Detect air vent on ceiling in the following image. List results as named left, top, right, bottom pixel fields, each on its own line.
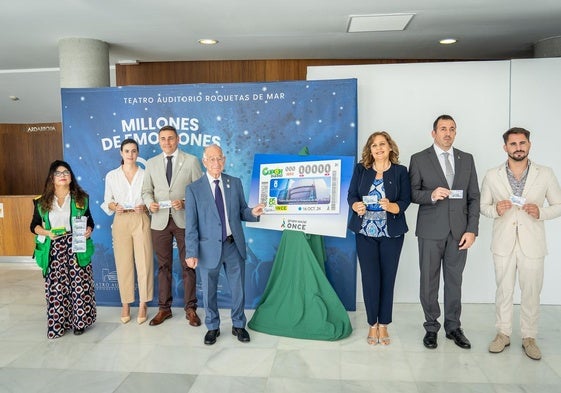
left=347, top=13, right=415, bottom=33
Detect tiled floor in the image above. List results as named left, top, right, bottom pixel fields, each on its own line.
left=1, top=261, right=561, bottom=393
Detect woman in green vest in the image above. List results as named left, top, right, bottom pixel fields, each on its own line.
left=30, top=160, right=96, bottom=338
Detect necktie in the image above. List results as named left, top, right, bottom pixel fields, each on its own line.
left=166, top=156, right=173, bottom=186
left=443, top=152, right=454, bottom=188
left=214, top=180, right=227, bottom=241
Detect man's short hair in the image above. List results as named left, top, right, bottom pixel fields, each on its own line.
left=433, top=114, right=456, bottom=131
left=159, top=125, right=178, bottom=135
left=503, top=127, right=530, bottom=144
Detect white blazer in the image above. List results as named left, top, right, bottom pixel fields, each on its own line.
left=480, top=162, right=561, bottom=258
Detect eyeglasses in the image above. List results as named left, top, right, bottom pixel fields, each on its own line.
left=205, top=156, right=225, bottom=163
left=54, top=170, right=71, bottom=177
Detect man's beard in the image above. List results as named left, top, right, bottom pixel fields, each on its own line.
left=509, top=151, right=527, bottom=161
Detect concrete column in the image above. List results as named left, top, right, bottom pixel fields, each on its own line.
left=58, top=38, right=109, bottom=87
left=534, top=36, right=561, bottom=58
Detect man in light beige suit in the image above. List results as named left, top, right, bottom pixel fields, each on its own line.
left=142, top=125, right=203, bottom=326
left=481, top=127, right=561, bottom=360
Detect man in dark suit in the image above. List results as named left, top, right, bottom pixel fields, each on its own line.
left=142, top=125, right=203, bottom=327
left=409, top=114, right=480, bottom=349
left=185, top=144, right=264, bottom=345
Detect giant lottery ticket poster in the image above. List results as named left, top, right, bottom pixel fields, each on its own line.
left=247, top=154, right=354, bottom=238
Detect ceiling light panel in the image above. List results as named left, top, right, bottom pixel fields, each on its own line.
left=347, top=13, right=415, bottom=33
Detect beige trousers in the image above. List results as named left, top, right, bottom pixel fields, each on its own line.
left=112, top=212, right=154, bottom=304
left=493, top=241, right=544, bottom=338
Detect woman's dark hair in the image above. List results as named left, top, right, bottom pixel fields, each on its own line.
left=120, top=138, right=139, bottom=165
left=38, top=160, right=88, bottom=212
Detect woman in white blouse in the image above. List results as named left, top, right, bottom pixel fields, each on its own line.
left=102, top=139, right=153, bottom=324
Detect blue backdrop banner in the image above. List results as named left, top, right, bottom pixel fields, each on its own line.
left=61, top=79, right=358, bottom=310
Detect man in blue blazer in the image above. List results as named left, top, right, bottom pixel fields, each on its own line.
left=409, top=114, right=480, bottom=350
left=185, top=144, right=264, bottom=345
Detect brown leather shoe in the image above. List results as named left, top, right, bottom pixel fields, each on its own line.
left=149, top=309, right=172, bottom=326
left=186, top=308, right=201, bottom=326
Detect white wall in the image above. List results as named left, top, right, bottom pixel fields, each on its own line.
left=307, top=58, right=561, bottom=304
left=510, top=58, right=561, bottom=305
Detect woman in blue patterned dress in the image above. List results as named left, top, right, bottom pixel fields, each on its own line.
left=30, top=160, right=96, bottom=338
left=348, top=132, right=411, bottom=345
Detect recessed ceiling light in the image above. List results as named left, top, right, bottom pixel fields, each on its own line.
left=198, top=39, right=218, bottom=45
left=439, top=38, right=457, bottom=45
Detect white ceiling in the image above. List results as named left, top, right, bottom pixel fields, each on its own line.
left=1, top=0, right=561, bottom=124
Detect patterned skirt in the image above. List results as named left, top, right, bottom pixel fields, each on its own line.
left=45, top=234, right=96, bottom=339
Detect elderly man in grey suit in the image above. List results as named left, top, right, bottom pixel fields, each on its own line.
left=142, top=125, right=203, bottom=326
left=185, top=144, right=264, bottom=345
left=409, top=114, right=480, bottom=349
left=481, top=127, right=561, bottom=360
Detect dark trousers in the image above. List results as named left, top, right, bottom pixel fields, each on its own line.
left=356, top=233, right=404, bottom=326
left=418, top=232, right=467, bottom=334
left=152, top=217, right=197, bottom=311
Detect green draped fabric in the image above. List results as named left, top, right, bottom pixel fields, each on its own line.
left=248, top=230, right=352, bottom=340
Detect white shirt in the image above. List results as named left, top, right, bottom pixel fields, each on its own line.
left=49, top=194, right=72, bottom=231
left=164, top=149, right=178, bottom=171
left=433, top=144, right=455, bottom=174
left=206, top=172, right=232, bottom=236
left=101, top=166, right=145, bottom=215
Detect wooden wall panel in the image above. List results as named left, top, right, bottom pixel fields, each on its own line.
left=117, top=60, right=272, bottom=85
left=116, top=59, right=442, bottom=86
left=0, top=123, right=62, bottom=195
left=214, top=60, right=268, bottom=82
left=0, top=196, right=35, bottom=256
